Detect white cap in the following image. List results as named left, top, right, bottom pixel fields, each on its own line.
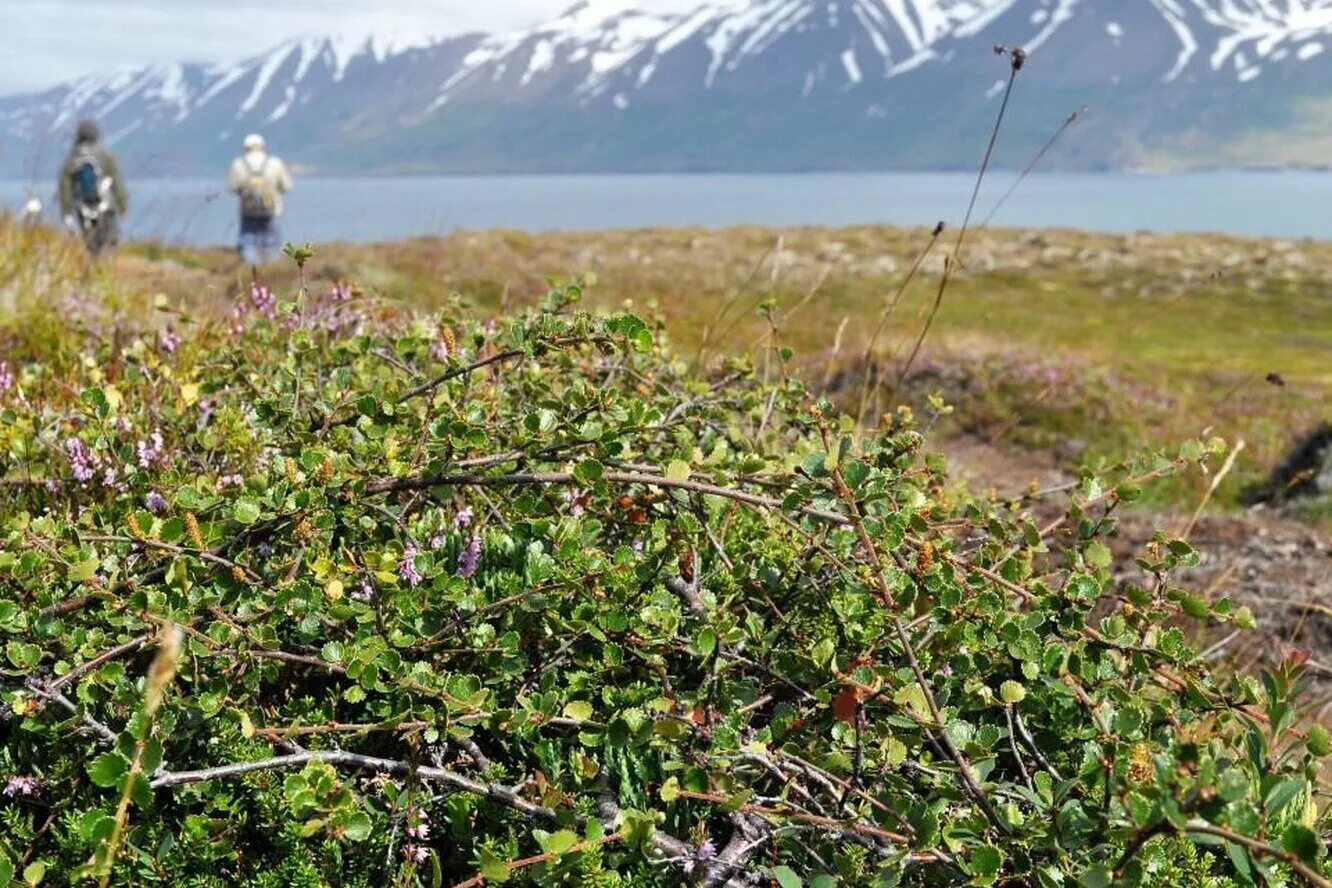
left=243, top=133, right=265, bottom=151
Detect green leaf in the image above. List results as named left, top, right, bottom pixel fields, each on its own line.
left=696, top=627, right=717, bottom=657
left=1307, top=724, right=1332, bottom=757
left=87, top=752, right=127, bottom=788
left=1084, top=541, right=1112, bottom=570
left=544, top=830, right=579, bottom=856
left=22, top=862, right=44, bottom=887
left=343, top=811, right=372, bottom=842
left=770, top=866, right=803, bottom=888
left=563, top=701, right=594, bottom=722
left=6, top=641, right=40, bottom=670
left=1077, top=867, right=1111, bottom=888
left=0, top=857, right=12, bottom=886
left=660, top=777, right=680, bottom=802
left=478, top=849, right=510, bottom=883
left=574, top=459, right=604, bottom=484
left=999, top=681, right=1026, bottom=705
left=1180, top=595, right=1210, bottom=620
left=76, top=811, right=115, bottom=845
left=1264, top=777, right=1306, bottom=817
left=1282, top=824, right=1320, bottom=864
left=67, top=557, right=100, bottom=582
left=232, top=498, right=262, bottom=525
left=967, top=845, right=1004, bottom=883
left=665, top=460, right=692, bottom=482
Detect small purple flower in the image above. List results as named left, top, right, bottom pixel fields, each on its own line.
left=65, top=438, right=95, bottom=482
left=352, top=578, right=375, bottom=602
left=249, top=282, right=277, bottom=318
left=682, top=838, right=717, bottom=877
left=407, top=821, right=430, bottom=839
left=429, top=531, right=447, bottom=550
left=0, top=361, right=13, bottom=395
left=402, top=843, right=429, bottom=864
left=158, top=328, right=180, bottom=355
left=218, top=473, right=244, bottom=490
left=145, top=491, right=167, bottom=513
left=136, top=430, right=168, bottom=470
left=430, top=338, right=450, bottom=363
left=632, top=538, right=646, bottom=555
left=399, top=542, right=424, bottom=587
left=3, top=776, right=39, bottom=797
left=454, top=507, right=474, bottom=530
left=564, top=489, right=587, bottom=518
left=329, top=283, right=352, bottom=302
left=101, top=467, right=126, bottom=492
left=457, top=536, right=481, bottom=578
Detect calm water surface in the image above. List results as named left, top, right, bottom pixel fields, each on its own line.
left=5, top=171, right=1331, bottom=244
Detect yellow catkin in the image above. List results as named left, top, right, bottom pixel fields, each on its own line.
left=318, top=454, right=334, bottom=483
left=915, top=541, right=935, bottom=577
left=295, top=518, right=315, bottom=541
left=1126, top=742, right=1153, bottom=785
left=126, top=512, right=144, bottom=539
left=231, top=565, right=247, bottom=584
left=184, top=512, right=203, bottom=549
left=285, top=457, right=299, bottom=484
left=441, top=325, right=457, bottom=357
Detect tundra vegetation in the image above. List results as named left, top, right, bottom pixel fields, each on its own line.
left=0, top=219, right=1330, bottom=886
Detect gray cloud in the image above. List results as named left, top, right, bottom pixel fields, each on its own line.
left=3, top=1, right=581, bottom=94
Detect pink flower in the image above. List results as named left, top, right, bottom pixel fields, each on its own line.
left=158, top=329, right=180, bottom=355
left=457, top=536, right=481, bottom=578
left=0, top=361, right=13, bottom=395
left=402, top=844, right=429, bottom=863
left=407, top=821, right=430, bottom=839
left=3, top=776, right=39, bottom=797
left=249, top=282, right=277, bottom=318
left=399, top=542, right=424, bottom=587
left=65, top=438, right=96, bottom=482
left=430, top=339, right=450, bottom=362
left=145, top=491, right=167, bottom=513
left=136, top=430, right=168, bottom=470
left=454, top=507, right=474, bottom=529
left=564, top=489, right=588, bottom=518
left=218, top=474, right=244, bottom=490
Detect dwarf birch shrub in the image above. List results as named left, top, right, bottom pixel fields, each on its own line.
left=0, top=272, right=1327, bottom=886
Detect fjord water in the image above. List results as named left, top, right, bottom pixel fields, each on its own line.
left=7, top=171, right=1332, bottom=243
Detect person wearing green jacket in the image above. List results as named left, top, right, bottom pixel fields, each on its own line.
left=57, top=120, right=129, bottom=256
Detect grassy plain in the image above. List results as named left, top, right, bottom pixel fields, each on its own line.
left=107, top=223, right=1332, bottom=509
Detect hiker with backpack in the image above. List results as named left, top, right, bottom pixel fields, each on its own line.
left=227, top=134, right=292, bottom=266
left=57, top=120, right=128, bottom=256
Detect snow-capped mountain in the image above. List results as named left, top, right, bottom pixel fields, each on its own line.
left=6, top=0, right=1332, bottom=176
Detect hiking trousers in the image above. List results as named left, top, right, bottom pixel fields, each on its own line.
left=238, top=215, right=281, bottom=266
left=79, top=211, right=120, bottom=257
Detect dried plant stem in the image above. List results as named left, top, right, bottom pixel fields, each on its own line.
left=97, top=624, right=182, bottom=887
left=982, top=106, right=1084, bottom=228
left=855, top=222, right=945, bottom=426
left=1179, top=439, right=1245, bottom=542
left=897, top=49, right=1024, bottom=393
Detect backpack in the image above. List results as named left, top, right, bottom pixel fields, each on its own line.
left=70, top=151, right=108, bottom=210
left=238, top=157, right=277, bottom=220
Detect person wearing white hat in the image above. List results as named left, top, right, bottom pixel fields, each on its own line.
left=227, top=133, right=293, bottom=266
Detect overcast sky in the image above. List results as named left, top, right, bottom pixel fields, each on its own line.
left=2, top=1, right=619, bottom=95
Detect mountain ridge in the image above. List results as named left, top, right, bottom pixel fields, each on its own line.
left=5, top=0, right=1332, bottom=177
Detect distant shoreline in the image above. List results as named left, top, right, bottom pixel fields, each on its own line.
left=8, top=170, right=1332, bottom=242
